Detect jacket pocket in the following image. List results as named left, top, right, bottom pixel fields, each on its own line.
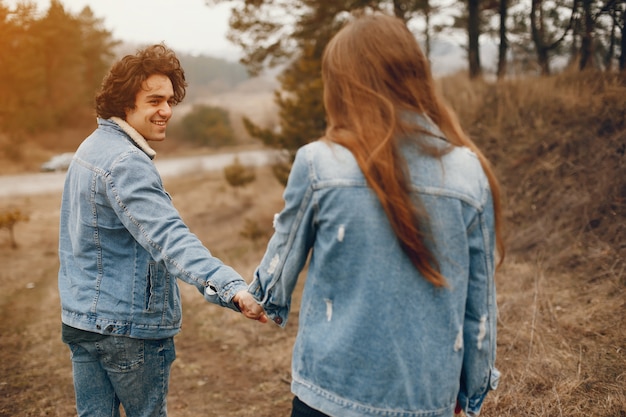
left=145, top=262, right=161, bottom=312
left=98, top=336, right=145, bottom=372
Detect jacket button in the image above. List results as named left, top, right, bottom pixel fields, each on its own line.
left=274, top=317, right=283, bottom=325
left=105, top=325, right=114, bottom=332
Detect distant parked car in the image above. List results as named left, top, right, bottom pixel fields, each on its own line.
left=41, top=152, right=74, bottom=172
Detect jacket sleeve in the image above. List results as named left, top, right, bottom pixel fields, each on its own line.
left=248, top=146, right=316, bottom=326
left=105, top=150, right=246, bottom=310
left=457, top=187, right=500, bottom=416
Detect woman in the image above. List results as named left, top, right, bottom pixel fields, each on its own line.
left=248, top=12, right=504, bottom=417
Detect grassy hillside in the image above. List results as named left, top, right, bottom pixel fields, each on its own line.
left=442, top=70, right=625, bottom=282
left=440, top=70, right=625, bottom=415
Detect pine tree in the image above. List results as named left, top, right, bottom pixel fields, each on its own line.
left=212, top=0, right=435, bottom=158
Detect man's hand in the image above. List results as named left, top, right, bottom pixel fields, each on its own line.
left=233, top=290, right=268, bottom=323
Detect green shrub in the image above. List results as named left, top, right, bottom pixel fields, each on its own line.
left=173, top=105, right=236, bottom=147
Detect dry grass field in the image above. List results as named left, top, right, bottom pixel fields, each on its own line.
left=0, top=70, right=624, bottom=416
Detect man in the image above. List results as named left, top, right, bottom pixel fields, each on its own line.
left=58, top=44, right=265, bottom=417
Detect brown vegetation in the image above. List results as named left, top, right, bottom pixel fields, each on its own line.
left=224, top=157, right=257, bottom=194
left=441, top=70, right=626, bottom=416
left=0, top=209, right=29, bottom=249
left=0, top=71, right=624, bottom=416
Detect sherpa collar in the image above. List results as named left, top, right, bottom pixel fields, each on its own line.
left=110, top=116, right=157, bottom=159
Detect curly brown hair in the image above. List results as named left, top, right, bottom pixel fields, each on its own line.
left=95, top=44, right=187, bottom=119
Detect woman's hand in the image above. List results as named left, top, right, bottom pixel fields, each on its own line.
left=233, top=291, right=268, bottom=323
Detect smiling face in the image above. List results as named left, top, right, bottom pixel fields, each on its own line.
left=125, top=73, right=175, bottom=142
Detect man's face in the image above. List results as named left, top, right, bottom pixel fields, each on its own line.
left=125, top=73, right=174, bottom=142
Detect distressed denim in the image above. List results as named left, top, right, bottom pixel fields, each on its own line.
left=58, top=118, right=246, bottom=340
left=68, top=336, right=176, bottom=417
left=249, top=115, right=499, bottom=417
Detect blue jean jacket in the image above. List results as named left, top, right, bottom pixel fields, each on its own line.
left=249, top=120, right=500, bottom=416
left=58, top=118, right=246, bottom=340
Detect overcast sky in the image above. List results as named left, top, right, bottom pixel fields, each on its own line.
left=6, top=0, right=241, bottom=60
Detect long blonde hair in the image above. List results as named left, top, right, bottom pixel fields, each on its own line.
left=322, top=13, right=504, bottom=287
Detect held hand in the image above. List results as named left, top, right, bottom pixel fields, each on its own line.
left=233, top=291, right=268, bottom=323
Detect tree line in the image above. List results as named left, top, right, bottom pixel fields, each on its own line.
left=2, top=0, right=623, bottom=156
left=0, top=0, right=117, bottom=135
left=207, top=0, right=625, bottom=158
left=0, top=0, right=249, bottom=142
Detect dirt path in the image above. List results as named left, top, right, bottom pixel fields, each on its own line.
left=0, top=169, right=298, bottom=417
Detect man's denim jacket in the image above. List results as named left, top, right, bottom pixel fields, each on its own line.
left=249, top=117, right=500, bottom=417
left=58, top=118, right=246, bottom=340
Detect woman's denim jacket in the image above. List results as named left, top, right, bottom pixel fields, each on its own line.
left=249, top=117, right=500, bottom=417
left=58, top=118, right=246, bottom=340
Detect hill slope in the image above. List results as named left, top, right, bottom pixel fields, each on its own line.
left=441, top=70, right=625, bottom=415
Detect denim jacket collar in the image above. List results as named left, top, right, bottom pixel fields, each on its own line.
left=109, top=116, right=156, bottom=159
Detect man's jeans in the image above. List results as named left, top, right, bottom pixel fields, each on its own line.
left=68, top=336, right=176, bottom=417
